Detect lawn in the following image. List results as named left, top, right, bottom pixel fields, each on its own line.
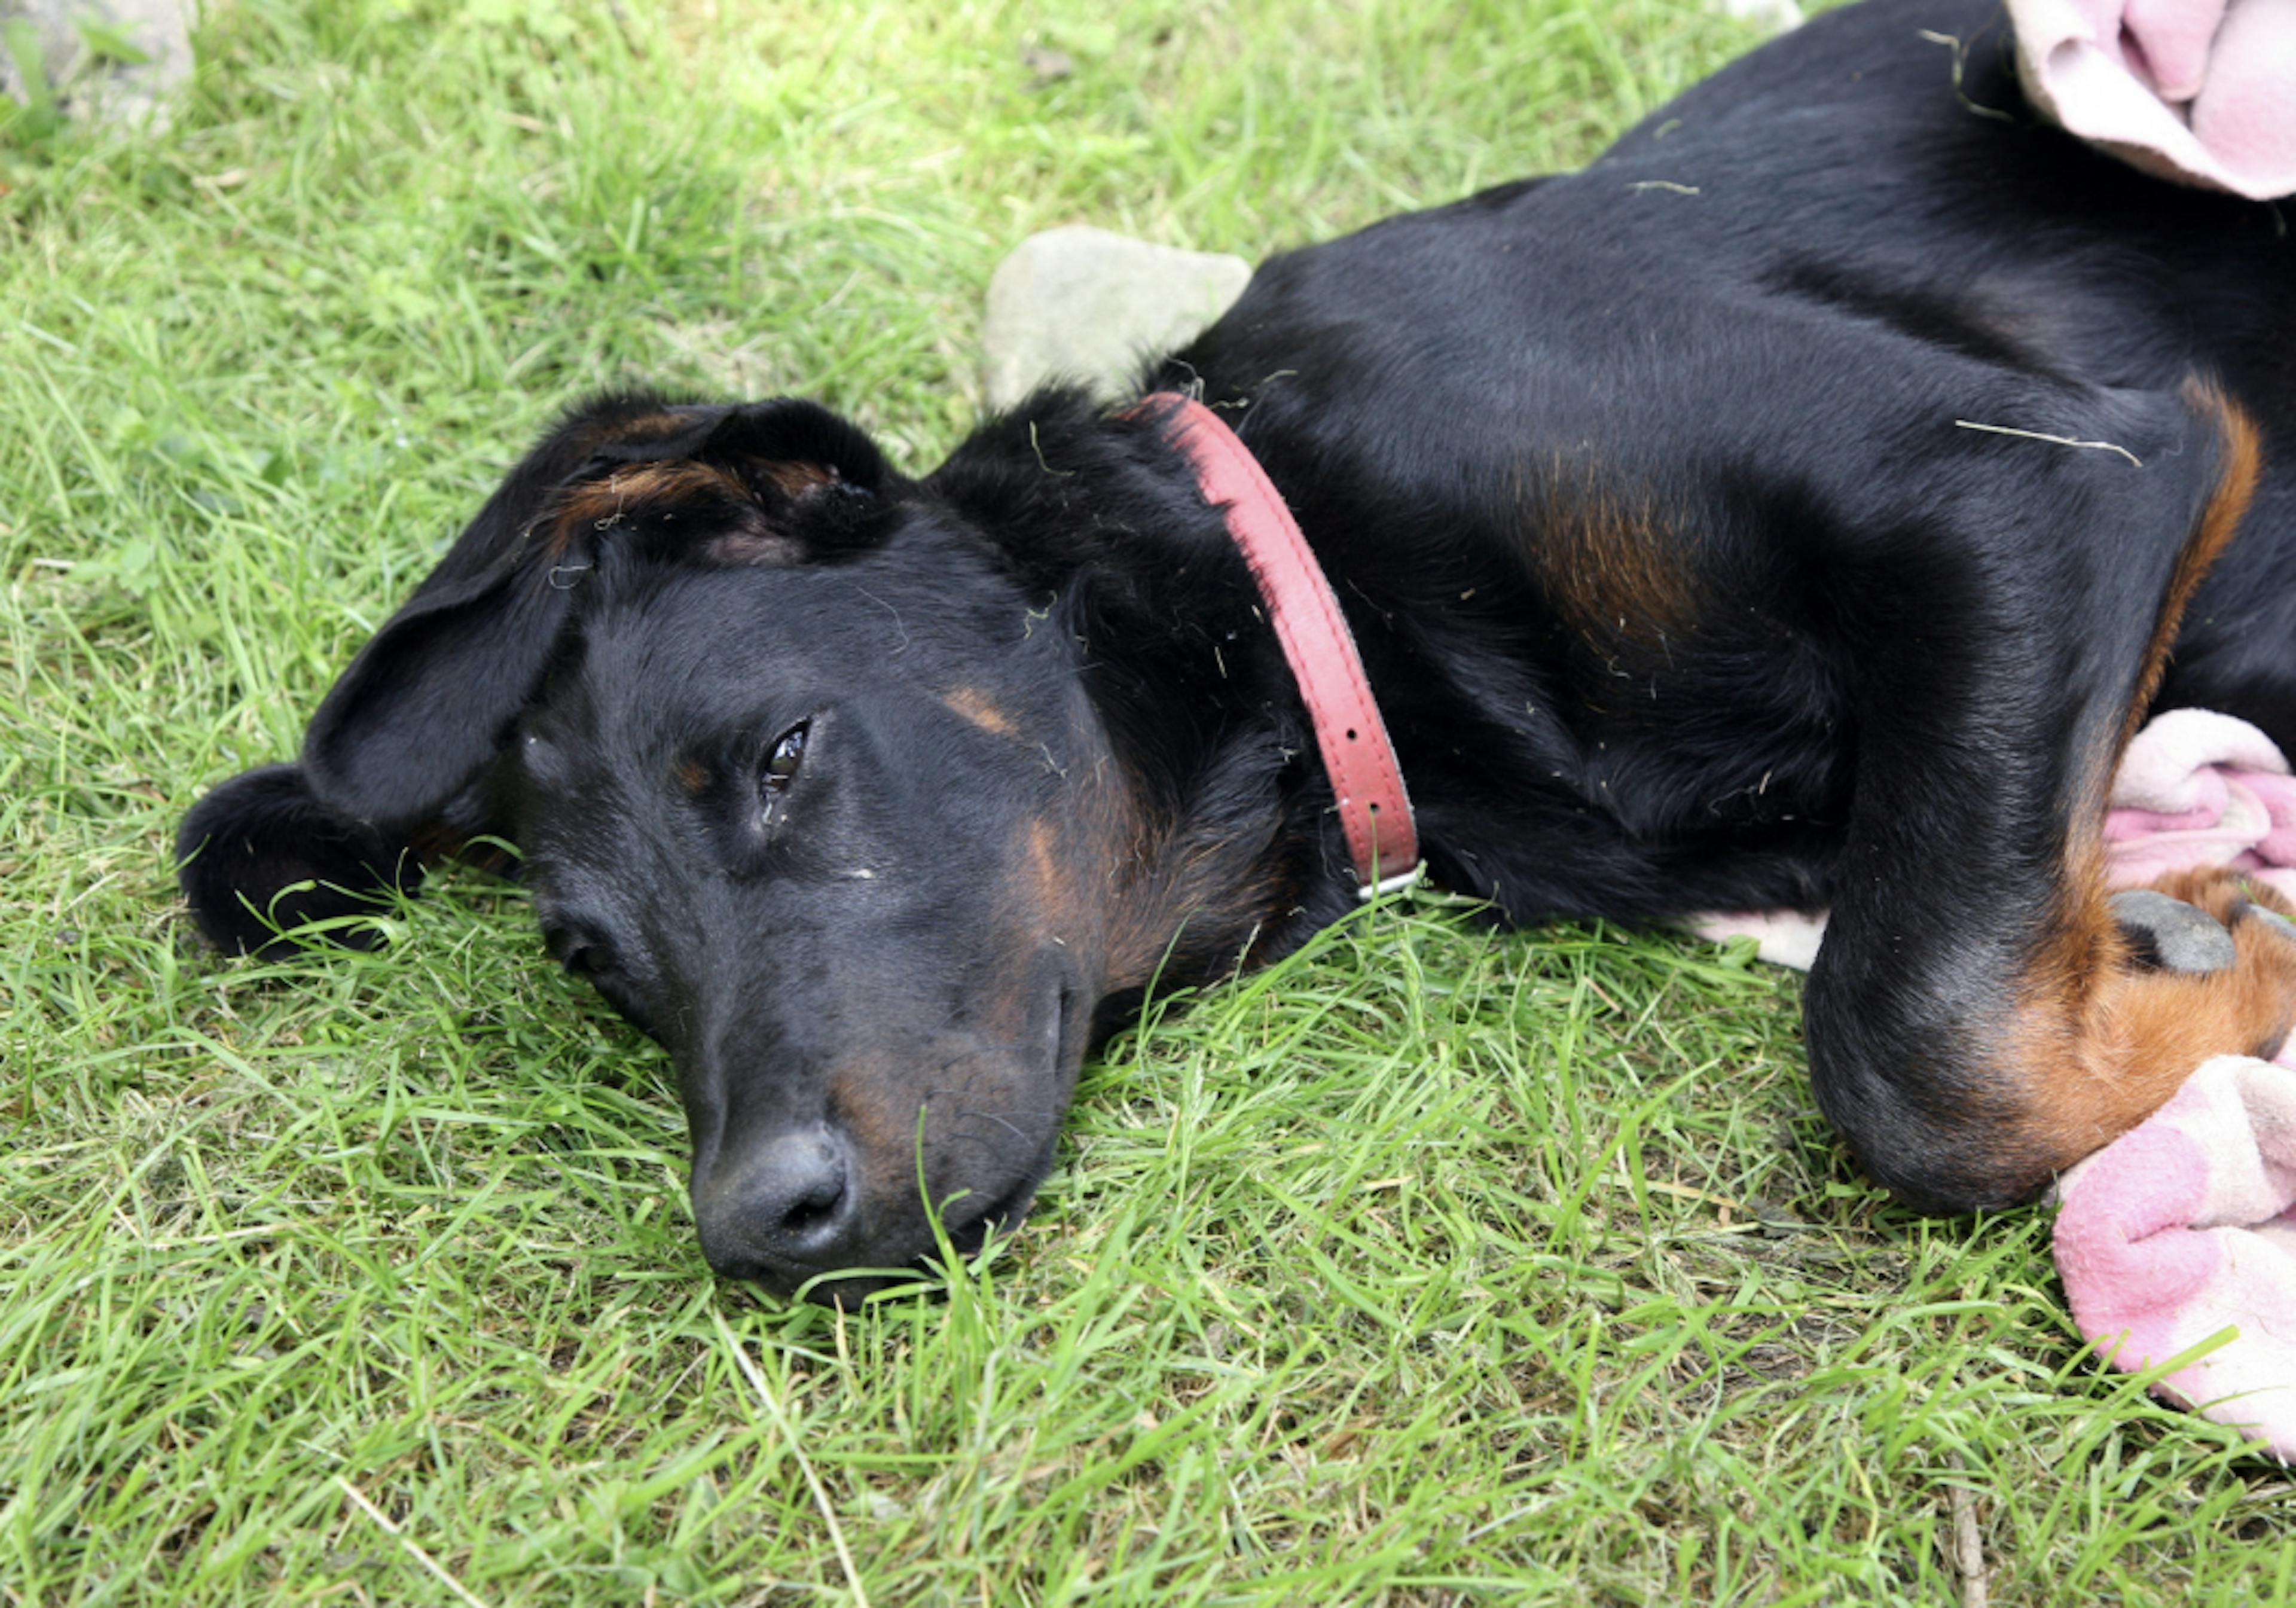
left=2, top=1, right=2290, bottom=1602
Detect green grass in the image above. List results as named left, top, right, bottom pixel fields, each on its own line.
left=2, top=1, right=2291, bottom=1602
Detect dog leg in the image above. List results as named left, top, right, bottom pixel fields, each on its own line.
left=1802, top=383, right=2280, bottom=1209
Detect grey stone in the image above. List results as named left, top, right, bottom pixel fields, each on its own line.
left=981, top=225, right=1251, bottom=412
left=1716, top=0, right=1802, bottom=33
left=1, top=0, right=194, bottom=132
left=2112, top=888, right=2240, bottom=974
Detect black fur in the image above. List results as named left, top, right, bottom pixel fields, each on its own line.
left=176, top=762, right=421, bottom=954
left=178, top=0, right=2296, bottom=1298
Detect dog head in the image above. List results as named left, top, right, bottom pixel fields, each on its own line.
left=178, top=393, right=1259, bottom=1300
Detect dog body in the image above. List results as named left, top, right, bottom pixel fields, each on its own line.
left=181, top=0, right=2296, bottom=1297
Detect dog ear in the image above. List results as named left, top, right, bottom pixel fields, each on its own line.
left=179, top=394, right=896, bottom=951
left=301, top=395, right=896, bottom=833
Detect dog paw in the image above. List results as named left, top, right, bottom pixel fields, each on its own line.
left=2112, top=887, right=2240, bottom=974
left=1993, top=868, right=2296, bottom=1185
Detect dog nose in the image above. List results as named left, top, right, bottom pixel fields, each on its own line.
left=694, top=1124, right=863, bottom=1277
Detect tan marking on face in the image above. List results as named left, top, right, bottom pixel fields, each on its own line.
left=671, top=758, right=710, bottom=797
left=970, top=817, right=1085, bottom=1035
left=833, top=1072, right=923, bottom=1199
left=833, top=1034, right=1051, bottom=1212
left=944, top=688, right=1017, bottom=738
left=1028, top=817, right=1059, bottom=894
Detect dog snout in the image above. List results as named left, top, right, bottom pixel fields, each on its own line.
left=694, top=1123, right=864, bottom=1280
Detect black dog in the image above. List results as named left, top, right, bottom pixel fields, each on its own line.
left=179, top=0, right=2296, bottom=1300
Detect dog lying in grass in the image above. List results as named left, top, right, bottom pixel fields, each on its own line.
left=178, top=0, right=2296, bottom=1301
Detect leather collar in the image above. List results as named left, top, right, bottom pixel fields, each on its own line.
left=1140, top=393, right=1421, bottom=897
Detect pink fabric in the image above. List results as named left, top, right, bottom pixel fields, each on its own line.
left=2009, top=0, right=2296, bottom=199
left=2054, top=1057, right=2296, bottom=1461
left=2100, top=707, right=2296, bottom=898
left=2061, top=714, right=2296, bottom=1457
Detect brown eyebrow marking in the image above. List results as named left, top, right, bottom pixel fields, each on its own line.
left=538, top=460, right=761, bottom=560
left=944, top=688, right=1016, bottom=737
left=671, top=757, right=710, bottom=797
left=535, top=457, right=840, bottom=569
left=600, top=410, right=706, bottom=445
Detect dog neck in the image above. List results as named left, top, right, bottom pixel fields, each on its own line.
left=1136, top=391, right=1420, bottom=898
left=926, top=389, right=1369, bottom=993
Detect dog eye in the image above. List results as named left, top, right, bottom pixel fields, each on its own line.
left=761, top=721, right=810, bottom=800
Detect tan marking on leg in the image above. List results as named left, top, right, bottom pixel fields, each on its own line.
left=2118, top=382, right=2261, bottom=750
left=2024, top=868, right=2296, bottom=1166
left=2004, top=389, right=2277, bottom=1177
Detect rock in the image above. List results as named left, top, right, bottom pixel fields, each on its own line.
left=1021, top=44, right=1074, bottom=87
left=1716, top=0, right=1801, bottom=33
left=980, top=225, right=1252, bottom=412
left=1, top=0, right=194, bottom=132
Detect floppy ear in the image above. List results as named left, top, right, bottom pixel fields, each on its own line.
left=300, top=395, right=729, bottom=830
left=301, top=394, right=898, bottom=830
left=179, top=392, right=897, bottom=951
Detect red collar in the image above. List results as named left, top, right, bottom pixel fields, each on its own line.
left=1141, top=393, right=1421, bottom=897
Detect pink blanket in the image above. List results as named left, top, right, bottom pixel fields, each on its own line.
left=2008, top=0, right=2296, bottom=199
left=1696, top=709, right=2296, bottom=1459
left=2056, top=1055, right=2296, bottom=1460
left=2102, top=708, right=2296, bottom=899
